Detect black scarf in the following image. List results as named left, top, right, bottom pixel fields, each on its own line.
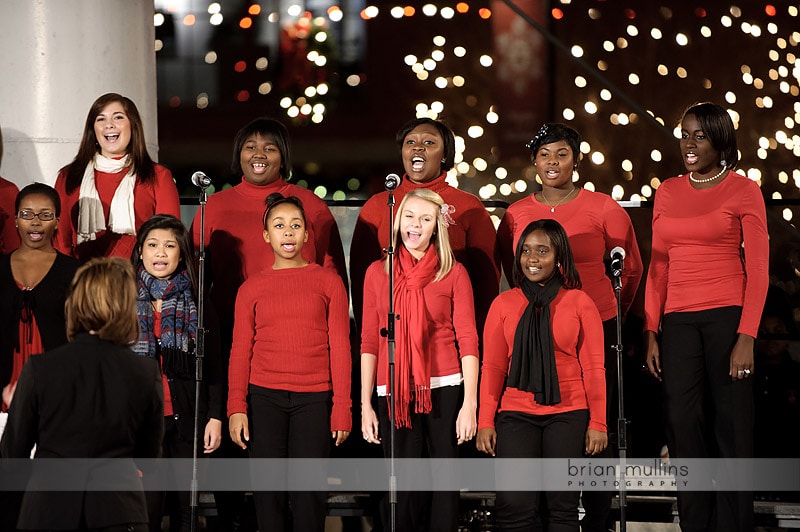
left=507, top=275, right=563, bottom=405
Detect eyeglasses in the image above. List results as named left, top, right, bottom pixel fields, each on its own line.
left=17, top=210, right=56, bottom=221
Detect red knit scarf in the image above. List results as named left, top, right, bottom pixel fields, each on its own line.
left=389, top=245, right=439, bottom=428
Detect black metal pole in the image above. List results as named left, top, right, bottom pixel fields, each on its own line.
left=381, top=190, right=398, bottom=532
left=189, top=183, right=208, bottom=532
left=611, top=265, right=627, bottom=532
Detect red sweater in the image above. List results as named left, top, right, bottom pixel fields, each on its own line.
left=351, top=172, right=500, bottom=332
left=54, top=164, right=181, bottom=261
left=644, top=171, right=769, bottom=337
left=479, top=288, right=606, bottom=432
left=361, top=260, right=479, bottom=386
left=191, top=177, right=348, bottom=320
left=497, top=189, right=643, bottom=321
left=0, top=177, right=20, bottom=254
left=227, top=264, right=351, bottom=431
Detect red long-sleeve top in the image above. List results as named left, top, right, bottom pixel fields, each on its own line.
left=54, top=164, right=180, bottom=261
left=479, top=288, right=606, bottom=432
left=0, top=177, right=20, bottom=254
left=191, top=177, right=348, bottom=320
left=497, top=189, right=643, bottom=321
left=227, top=263, right=351, bottom=431
left=644, top=171, right=769, bottom=337
left=361, top=260, right=479, bottom=387
left=351, top=172, right=500, bottom=333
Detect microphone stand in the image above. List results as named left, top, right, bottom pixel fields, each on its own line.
left=379, top=188, right=398, bottom=532
left=611, top=261, right=628, bottom=532
left=189, top=180, right=209, bottom=532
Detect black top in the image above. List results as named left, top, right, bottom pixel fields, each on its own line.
left=0, top=252, right=79, bottom=388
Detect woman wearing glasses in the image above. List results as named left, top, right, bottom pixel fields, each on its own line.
left=0, top=183, right=79, bottom=412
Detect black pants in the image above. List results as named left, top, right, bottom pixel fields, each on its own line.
left=581, top=317, right=617, bottom=532
left=376, top=385, right=462, bottom=532
left=248, top=386, right=332, bottom=532
left=661, top=306, right=753, bottom=532
left=495, top=409, right=588, bottom=532
left=146, top=416, right=195, bottom=532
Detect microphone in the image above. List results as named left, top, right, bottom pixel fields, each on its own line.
left=610, top=246, right=625, bottom=274
left=191, top=171, right=212, bottom=188
left=384, top=173, right=401, bottom=191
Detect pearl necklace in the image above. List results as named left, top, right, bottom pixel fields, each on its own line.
left=689, top=166, right=727, bottom=184
left=540, top=187, right=577, bottom=213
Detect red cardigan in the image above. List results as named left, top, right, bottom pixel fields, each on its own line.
left=191, top=177, right=348, bottom=320
left=350, top=172, right=500, bottom=332
left=497, top=188, right=643, bottom=321
left=644, top=171, right=769, bottom=337
left=479, top=287, right=607, bottom=432
left=54, top=164, right=180, bottom=261
left=227, top=263, right=351, bottom=431
left=361, top=259, right=479, bottom=386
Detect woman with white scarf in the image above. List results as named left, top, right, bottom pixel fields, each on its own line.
left=55, top=93, right=181, bottom=261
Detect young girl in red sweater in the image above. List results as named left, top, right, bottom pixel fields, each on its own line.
left=360, top=188, right=479, bottom=532
left=477, top=219, right=607, bottom=531
left=228, top=193, right=351, bottom=532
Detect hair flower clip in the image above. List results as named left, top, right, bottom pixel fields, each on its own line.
left=525, top=124, right=549, bottom=150
left=440, top=203, right=456, bottom=227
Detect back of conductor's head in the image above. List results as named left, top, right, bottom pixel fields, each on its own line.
left=66, top=257, right=139, bottom=345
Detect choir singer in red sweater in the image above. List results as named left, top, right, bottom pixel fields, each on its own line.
left=228, top=194, right=351, bottom=532
left=360, top=188, right=480, bottom=532
left=644, top=102, right=769, bottom=532
left=477, top=219, right=607, bottom=532
left=497, top=122, right=642, bottom=531
left=350, top=118, right=499, bottom=334
left=55, top=93, right=181, bottom=261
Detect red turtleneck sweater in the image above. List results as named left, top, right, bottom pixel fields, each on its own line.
left=228, top=264, right=352, bottom=431
left=191, top=177, right=348, bottom=321
left=350, top=172, right=500, bottom=333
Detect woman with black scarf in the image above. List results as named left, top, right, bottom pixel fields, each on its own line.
left=477, top=219, right=607, bottom=531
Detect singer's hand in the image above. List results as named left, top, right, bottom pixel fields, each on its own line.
left=644, top=331, right=662, bottom=381
left=229, top=413, right=250, bottom=450
left=476, top=428, right=497, bottom=456
left=361, top=404, right=381, bottom=444
left=332, top=430, right=350, bottom=446
left=585, top=429, right=608, bottom=455
left=204, top=418, right=223, bottom=453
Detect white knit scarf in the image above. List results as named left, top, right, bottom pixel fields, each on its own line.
left=77, top=154, right=137, bottom=244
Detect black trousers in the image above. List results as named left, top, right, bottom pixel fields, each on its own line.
left=376, top=385, right=462, bottom=532
left=248, top=386, right=332, bottom=532
left=661, top=306, right=753, bottom=532
left=581, top=317, right=617, bottom=532
left=495, top=409, right=589, bottom=532
left=146, top=416, right=194, bottom=532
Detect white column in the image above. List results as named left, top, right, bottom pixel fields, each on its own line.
left=0, top=0, right=158, bottom=188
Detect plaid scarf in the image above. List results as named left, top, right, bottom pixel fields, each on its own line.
left=134, top=265, right=197, bottom=378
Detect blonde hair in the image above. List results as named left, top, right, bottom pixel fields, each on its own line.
left=66, top=257, right=139, bottom=345
left=388, top=188, right=454, bottom=281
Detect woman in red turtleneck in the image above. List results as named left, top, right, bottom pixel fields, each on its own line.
left=190, top=118, right=348, bottom=529
left=191, top=118, right=348, bottom=332
left=350, top=118, right=500, bottom=334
